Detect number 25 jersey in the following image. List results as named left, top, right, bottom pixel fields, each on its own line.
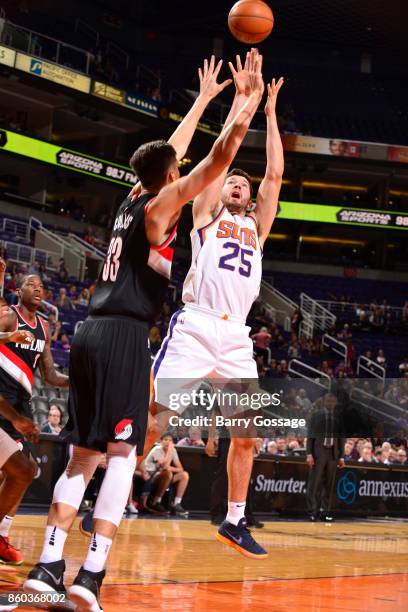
left=90, top=194, right=177, bottom=322
left=182, top=206, right=262, bottom=319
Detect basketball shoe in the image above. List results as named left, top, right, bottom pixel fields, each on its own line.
left=68, top=567, right=105, bottom=612
left=216, top=518, right=268, bottom=559
left=0, top=536, right=23, bottom=565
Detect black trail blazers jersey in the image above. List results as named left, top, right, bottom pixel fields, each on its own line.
left=90, top=194, right=177, bottom=321
left=0, top=305, right=47, bottom=402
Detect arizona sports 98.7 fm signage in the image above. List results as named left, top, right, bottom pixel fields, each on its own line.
left=1, top=127, right=408, bottom=230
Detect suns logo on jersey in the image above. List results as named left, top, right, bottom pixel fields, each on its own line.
left=216, top=220, right=257, bottom=249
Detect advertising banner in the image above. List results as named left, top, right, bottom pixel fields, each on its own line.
left=15, top=52, right=91, bottom=93
left=0, top=44, right=16, bottom=68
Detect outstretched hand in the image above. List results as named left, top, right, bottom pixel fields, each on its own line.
left=229, top=48, right=264, bottom=98
left=264, top=77, right=284, bottom=116
left=198, top=55, right=232, bottom=100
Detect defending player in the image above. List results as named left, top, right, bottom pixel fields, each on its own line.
left=153, top=56, right=284, bottom=559
left=24, top=53, right=264, bottom=611
left=0, top=276, right=68, bottom=564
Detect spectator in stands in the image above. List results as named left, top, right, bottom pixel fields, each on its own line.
left=266, top=441, right=278, bottom=455
left=252, top=326, right=271, bottom=365
left=355, top=304, right=368, bottom=325
left=177, top=426, right=205, bottom=448
left=56, top=287, right=74, bottom=311
left=397, top=448, right=407, bottom=465
left=320, top=360, right=333, bottom=378
left=68, top=285, right=78, bottom=300
left=346, top=339, right=356, bottom=369
left=402, top=301, right=408, bottom=322
left=38, top=263, right=51, bottom=283
left=256, top=355, right=268, bottom=378
left=41, top=404, right=63, bottom=435
left=58, top=258, right=68, bottom=282
left=358, top=444, right=375, bottom=463
left=296, top=388, right=313, bottom=412
left=337, top=323, right=352, bottom=341
left=276, top=438, right=288, bottom=455
left=141, top=434, right=189, bottom=515
left=76, top=288, right=90, bottom=307
left=399, top=356, right=408, bottom=376
left=148, top=326, right=162, bottom=356
left=380, top=442, right=391, bottom=464
left=28, top=261, right=40, bottom=275
left=291, top=309, right=302, bottom=335
left=344, top=440, right=354, bottom=462
left=48, top=315, right=62, bottom=344
left=370, top=307, right=384, bottom=331
left=376, top=349, right=387, bottom=369
left=59, top=333, right=71, bottom=351
left=288, top=336, right=301, bottom=360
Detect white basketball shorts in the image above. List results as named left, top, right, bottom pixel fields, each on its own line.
left=153, top=303, right=257, bottom=411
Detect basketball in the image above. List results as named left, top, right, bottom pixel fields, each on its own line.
left=228, top=0, right=274, bottom=44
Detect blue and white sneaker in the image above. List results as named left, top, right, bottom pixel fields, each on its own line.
left=216, top=518, right=268, bottom=559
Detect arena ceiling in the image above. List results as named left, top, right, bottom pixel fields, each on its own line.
left=99, top=0, right=408, bottom=54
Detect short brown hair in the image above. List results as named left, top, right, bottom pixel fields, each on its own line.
left=226, top=168, right=253, bottom=196
left=130, top=140, right=177, bottom=190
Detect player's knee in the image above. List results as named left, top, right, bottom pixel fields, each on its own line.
left=231, top=437, right=255, bottom=451
left=3, top=451, right=35, bottom=484
left=182, top=470, right=189, bottom=481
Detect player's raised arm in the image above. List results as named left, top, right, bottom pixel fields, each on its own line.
left=145, top=54, right=264, bottom=245
left=130, top=56, right=232, bottom=200
left=253, top=77, right=284, bottom=248
left=192, top=49, right=262, bottom=228
left=168, top=55, right=232, bottom=160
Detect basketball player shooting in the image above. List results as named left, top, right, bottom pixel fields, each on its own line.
left=24, top=52, right=264, bottom=611
left=153, top=50, right=284, bottom=559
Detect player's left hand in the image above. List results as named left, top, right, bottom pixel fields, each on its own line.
left=264, top=77, right=284, bottom=116
left=198, top=55, right=232, bottom=101
left=8, top=330, right=36, bottom=345
left=12, top=415, right=40, bottom=443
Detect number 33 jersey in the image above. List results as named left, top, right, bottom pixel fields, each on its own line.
left=182, top=206, right=262, bottom=319
left=90, top=194, right=177, bottom=321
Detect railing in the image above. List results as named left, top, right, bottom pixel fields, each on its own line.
left=260, top=281, right=301, bottom=332
left=288, top=359, right=332, bottom=390
left=0, top=240, right=58, bottom=271
left=300, top=293, right=336, bottom=333
left=322, top=334, right=347, bottom=361
left=1, top=217, right=30, bottom=242
left=357, top=355, right=386, bottom=387
left=299, top=318, right=314, bottom=340
left=350, top=386, right=402, bottom=424
left=67, top=234, right=105, bottom=260
left=40, top=301, right=59, bottom=322
left=317, top=300, right=404, bottom=321
left=2, top=20, right=91, bottom=75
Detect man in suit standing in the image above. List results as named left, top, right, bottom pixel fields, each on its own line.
left=306, top=392, right=345, bottom=521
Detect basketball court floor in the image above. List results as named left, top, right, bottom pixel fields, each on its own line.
left=1, top=515, right=408, bottom=611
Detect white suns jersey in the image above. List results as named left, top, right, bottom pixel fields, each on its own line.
left=182, top=206, right=262, bottom=319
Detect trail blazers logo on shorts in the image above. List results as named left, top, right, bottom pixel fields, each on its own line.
left=114, top=419, right=134, bottom=441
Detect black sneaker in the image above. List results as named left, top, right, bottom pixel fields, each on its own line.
left=216, top=518, right=268, bottom=559
left=68, top=567, right=105, bottom=612
left=23, top=560, right=71, bottom=607
left=170, top=503, right=188, bottom=516
left=147, top=501, right=169, bottom=515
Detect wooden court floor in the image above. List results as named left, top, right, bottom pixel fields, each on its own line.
left=1, top=515, right=408, bottom=611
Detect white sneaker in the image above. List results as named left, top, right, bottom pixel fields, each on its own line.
left=126, top=502, right=138, bottom=515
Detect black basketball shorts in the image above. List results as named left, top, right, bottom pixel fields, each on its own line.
left=65, top=315, right=151, bottom=453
